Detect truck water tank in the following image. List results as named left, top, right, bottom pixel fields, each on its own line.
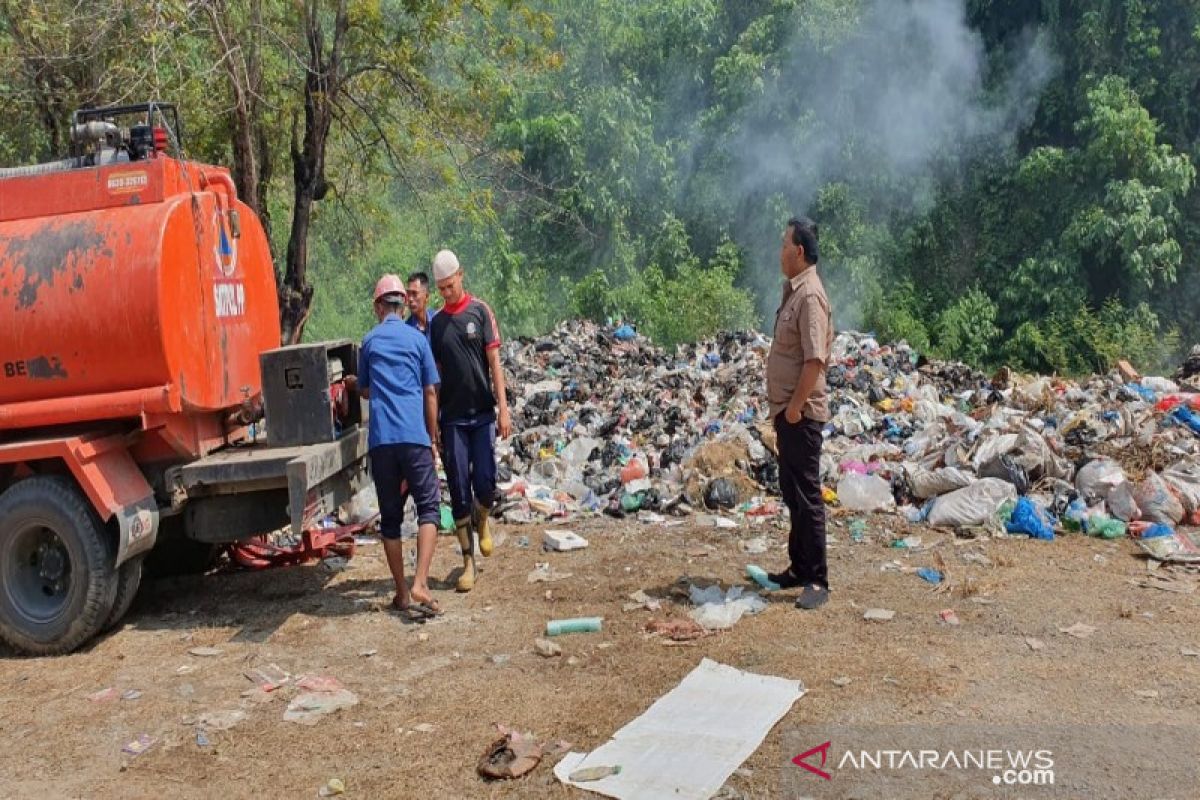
left=0, top=158, right=281, bottom=423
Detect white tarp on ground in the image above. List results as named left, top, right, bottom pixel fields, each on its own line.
left=553, top=658, right=805, bottom=799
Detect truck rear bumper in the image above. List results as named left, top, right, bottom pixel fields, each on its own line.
left=169, top=427, right=370, bottom=543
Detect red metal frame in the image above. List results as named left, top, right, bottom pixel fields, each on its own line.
left=225, top=516, right=376, bottom=570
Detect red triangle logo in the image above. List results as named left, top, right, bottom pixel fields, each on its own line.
left=792, top=740, right=832, bottom=780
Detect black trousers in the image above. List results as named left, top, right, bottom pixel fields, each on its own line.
left=774, top=414, right=828, bottom=589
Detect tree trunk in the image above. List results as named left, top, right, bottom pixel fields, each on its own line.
left=279, top=0, right=347, bottom=345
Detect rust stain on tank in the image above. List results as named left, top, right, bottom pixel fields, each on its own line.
left=4, top=220, right=105, bottom=310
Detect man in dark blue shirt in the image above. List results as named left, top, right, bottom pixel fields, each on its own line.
left=352, top=274, right=443, bottom=619
left=405, top=271, right=437, bottom=338
left=429, top=249, right=511, bottom=593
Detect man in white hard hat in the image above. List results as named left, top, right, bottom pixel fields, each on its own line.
left=428, top=249, right=511, bottom=592
left=348, top=274, right=444, bottom=620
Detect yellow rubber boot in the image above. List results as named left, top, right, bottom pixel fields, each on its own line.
left=474, top=503, right=493, bottom=557
left=455, top=520, right=476, bottom=592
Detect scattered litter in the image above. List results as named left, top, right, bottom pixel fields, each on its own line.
left=1181, top=646, right=1200, bottom=657
left=195, top=730, right=211, bottom=747
left=688, top=585, right=766, bottom=630
left=198, top=709, right=247, bottom=731
left=175, top=665, right=196, bottom=675
left=322, top=555, right=350, bottom=572
left=477, top=724, right=568, bottom=780
left=1135, top=528, right=1200, bottom=563
left=490, top=654, right=511, bottom=665
left=121, top=734, right=155, bottom=757
left=527, top=562, right=573, bottom=583
left=738, top=537, right=768, bottom=555
left=554, top=659, right=805, bottom=799
left=1134, top=689, right=1160, bottom=699
left=546, top=617, right=603, bottom=636
left=745, top=564, right=779, bottom=591
left=1025, top=637, right=1046, bottom=652
left=623, top=590, right=662, bottom=612
left=413, top=722, right=436, bottom=733
left=87, top=687, right=119, bottom=702
left=534, top=638, right=562, bottom=657
left=543, top=529, right=589, bottom=551
left=359, top=649, right=378, bottom=658
left=863, top=608, right=896, bottom=622
left=645, top=618, right=713, bottom=642
left=916, top=567, right=943, bottom=585
left=832, top=676, right=852, bottom=687
left=121, top=689, right=142, bottom=701
left=1059, top=623, right=1097, bottom=639
left=284, top=677, right=359, bottom=726
left=570, top=765, right=623, bottom=783
left=188, top=646, right=223, bottom=657
left=318, top=778, right=346, bottom=797
left=939, top=609, right=960, bottom=625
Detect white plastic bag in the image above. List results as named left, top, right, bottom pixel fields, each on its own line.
left=905, top=465, right=975, bottom=499
left=926, top=478, right=1017, bottom=527
left=836, top=473, right=895, bottom=512
left=688, top=585, right=766, bottom=630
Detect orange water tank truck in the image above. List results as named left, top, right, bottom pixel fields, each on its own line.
left=0, top=103, right=370, bottom=654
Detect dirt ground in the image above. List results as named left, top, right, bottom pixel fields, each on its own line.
left=2, top=512, right=1199, bottom=799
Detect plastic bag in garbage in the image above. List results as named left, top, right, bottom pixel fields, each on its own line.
left=905, top=465, right=975, bottom=499
left=836, top=473, right=896, bottom=512
left=1075, top=459, right=1141, bottom=521
left=926, top=478, right=1018, bottom=528
left=1133, top=472, right=1184, bottom=526
left=1161, top=460, right=1200, bottom=516
left=1005, top=497, right=1056, bottom=540
left=687, top=585, right=766, bottom=630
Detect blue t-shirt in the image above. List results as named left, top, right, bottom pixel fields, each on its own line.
left=359, top=314, right=440, bottom=450
left=405, top=308, right=438, bottom=338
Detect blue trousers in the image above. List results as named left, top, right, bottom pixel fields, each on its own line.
left=441, top=414, right=496, bottom=521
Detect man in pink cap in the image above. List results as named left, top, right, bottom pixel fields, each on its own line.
left=349, top=274, right=443, bottom=620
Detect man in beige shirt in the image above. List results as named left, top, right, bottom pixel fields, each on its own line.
left=765, top=216, right=833, bottom=609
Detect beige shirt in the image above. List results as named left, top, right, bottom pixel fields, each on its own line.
left=766, top=267, right=833, bottom=422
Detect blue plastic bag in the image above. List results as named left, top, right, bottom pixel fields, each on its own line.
left=1140, top=523, right=1174, bottom=539
left=1171, top=405, right=1200, bottom=435
left=1125, top=383, right=1156, bottom=402
left=1005, top=497, right=1056, bottom=541
left=614, top=324, right=636, bottom=341
left=916, top=567, right=943, bottom=584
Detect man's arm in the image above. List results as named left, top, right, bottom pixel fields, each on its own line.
left=423, top=385, right=439, bottom=447
left=785, top=359, right=823, bottom=423
left=486, top=346, right=512, bottom=439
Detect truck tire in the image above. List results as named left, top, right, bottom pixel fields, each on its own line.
left=103, top=554, right=144, bottom=632
left=0, top=476, right=119, bottom=655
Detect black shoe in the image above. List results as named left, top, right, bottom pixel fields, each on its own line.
left=767, top=568, right=804, bottom=589
left=795, top=584, right=829, bottom=610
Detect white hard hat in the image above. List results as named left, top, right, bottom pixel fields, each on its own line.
left=432, top=249, right=461, bottom=281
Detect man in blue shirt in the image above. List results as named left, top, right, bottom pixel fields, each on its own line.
left=351, top=274, right=443, bottom=619
left=405, top=271, right=437, bottom=338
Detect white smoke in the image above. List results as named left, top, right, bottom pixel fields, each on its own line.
left=722, top=0, right=1056, bottom=326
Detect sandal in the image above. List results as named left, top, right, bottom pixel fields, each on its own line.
left=390, top=595, right=434, bottom=623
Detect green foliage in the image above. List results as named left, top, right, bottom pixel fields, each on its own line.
left=570, top=225, right=754, bottom=347
left=934, top=288, right=1002, bottom=366
left=1004, top=300, right=1180, bottom=375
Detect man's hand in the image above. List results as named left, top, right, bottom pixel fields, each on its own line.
left=784, top=405, right=803, bottom=424
left=497, top=407, right=513, bottom=439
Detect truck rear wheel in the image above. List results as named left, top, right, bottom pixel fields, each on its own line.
left=103, top=554, right=144, bottom=632
left=0, top=476, right=118, bottom=655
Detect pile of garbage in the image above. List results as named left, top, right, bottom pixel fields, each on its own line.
left=493, top=320, right=1200, bottom=560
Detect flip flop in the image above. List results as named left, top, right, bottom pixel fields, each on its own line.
left=390, top=595, right=430, bottom=623
left=408, top=600, right=443, bottom=618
